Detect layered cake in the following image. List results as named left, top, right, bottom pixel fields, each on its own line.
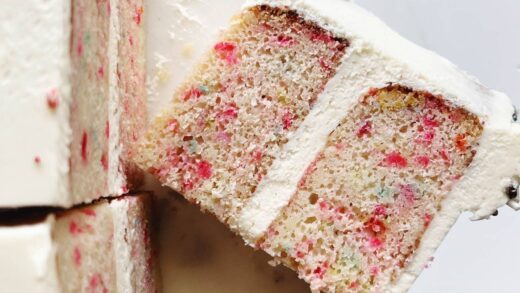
left=0, top=193, right=158, bottom=292
left=0, top=0, right=146, bottom=207
left=138, top=0, right=520, bottom=291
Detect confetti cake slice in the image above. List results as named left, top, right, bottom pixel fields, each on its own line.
left=0, top=0, right=146, bottom=207
left=0, top=193, right=159, bottom=292
left=137, top=0, right=520, bottom=292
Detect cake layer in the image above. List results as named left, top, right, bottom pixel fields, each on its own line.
left=0, top=193, right=158, bottom=292
left=70, top=0, right=146, bottom=204
left=260, top=86, right=483, bottom=292
left=137, top=5, right=348, bottom=226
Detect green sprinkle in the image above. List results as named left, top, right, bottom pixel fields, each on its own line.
left=278, top=93, right=288, bottom=105
left=199, top=85, right=210, bottom=95
left=189, top=139, right=198, bottom=154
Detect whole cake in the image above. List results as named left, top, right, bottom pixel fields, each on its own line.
left=138, top=0, right=520, bottom=291
left=0, top=193, right=158, bottom=292
left=0, top=0, right=146, bottom=207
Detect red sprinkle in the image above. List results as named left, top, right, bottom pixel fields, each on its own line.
left=73, top=247, right=81, bottom=266
left=134, top=7, right=144, bottom=25
left=424, top=213, right=433, bottom=227
left=197, top=161, right=212, bottom=179
left=276, top=35, right=296, bottom=46
left=313, top=262, right=329, bottom=279
left=167, top=119, right=179, bottom=133
left=81, top=131, right=88, bottom=162
left=414, top=155, right=430, bottom=168
left=76, top=40, right=83, bottom=56
left=46, top=89, right=60, bottom=110
left=251, top=148, right=263, bottom=162
left=356, top=121, right=372, bottom=138
left=34, top=156, right=41, bottom=165
left=97, top=66, right=105, bottom=79
left=183, top=87, right=203, bottom=101
left=373, top=204, right=387, bottom=216
left=416, top=131, right=435, bottom=146
left=282, top=110, right=294, bottom=130
left=89, top=274, right=100, bottom=289
left=310, top=31, right=334, bottom=44
left=69, top=221, right=82, bottom=235
left=214, top=41, right=238, bottom=65
left=384, top=151, right=408, bottom=168
left=81, top=209, right=96, bottom=217
left=455, top=134, right=467, bottom=152
left=100, top=153, right=108, bottom=171
left=105, top=121, right=110, bottom=139
left=423, top=116, right=439, bottom=128
left=439, top=148, right=451, bottom=166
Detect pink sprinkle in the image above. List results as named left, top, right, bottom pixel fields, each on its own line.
left=100, top=153, right=108, bottom=171
left=197, top=161, right=212, bottom=179
left=81, top=131, right=88, bottom=162
left=276, top=35, right=296, bottom=46
left=416, top=131, right=435, bottom=146
left=313, top=262, right=329, bottom=279
left=356, top=121, right=372, bottom=138
left=400, top=184, right=416, bottom=204
left=46, top=89, right=60, bottom=110
left=370, top=266, right=379, bottom=277
left=217, top=103, right=239, bottom=123
left=319, top=57, right=331, bottom=71
left=73, top=247, right=81, bottom=266
left=414, top=155, right=430, bottom=168
left=121, top=185, right=128, bottom=193
left=310, top=31, right=334, bottom=43
left=369, top=237, right=384, bottom=249
left=81, top=209, right=96, bottom=217
left=423, top=116, right=439, bottom=128
left=76, top=40, right=83, bottom=56
left=439, top=148, right=451, bottom=166
left=134, top=7, right=144, bottom=25
left=384, top=151, right=408, bottom=168
left=183, top=87, right=203, bottom=101
left=89, top=274, right=100, bottom=289
left=216, top=131, right=231, bottom=143
left=424, top=213, right=433, bottom=227
left=105, top=121, right=110, bottom=139
left=214, top=41, right=238, bottom=65
left=282, top=110, right=294, bottom=130
left=373, top=204, right=387, bottom=216
left=34, top=156, right=41, bottom=165
left=69, top=221, right=82, bottom=235
left=251, top=148, right=263, bottom=162
left=97, top=66, right=104, bottom=79
left=167, top=119, right=179, bottom=133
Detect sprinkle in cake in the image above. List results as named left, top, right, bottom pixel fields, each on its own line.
left=138, top=0, right=520, bottom=291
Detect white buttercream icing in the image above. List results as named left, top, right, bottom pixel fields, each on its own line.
left=0, top=217, right=60, bottom=292
left=0, top=0, right=71, bottom=206
left=145, top=0, right=245, bottom=119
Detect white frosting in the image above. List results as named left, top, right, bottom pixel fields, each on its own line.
left=145, top=0, right=245, bottom=119
left=0, top=217, right=60, bottom=292
left=0, top=0, right=71, bottom=206
left=146, top=0, right=519, bottom=291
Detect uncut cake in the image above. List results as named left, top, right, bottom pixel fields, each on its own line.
left=0, top=193, right=158, bottom=292
left=0, top=0, right=146, bottom=207
left=138, top=0, right=520, bottom=292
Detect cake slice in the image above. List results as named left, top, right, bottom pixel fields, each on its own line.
left=138, top=0, right=520, bottom=292
left=0, top=0, right=146, bottom=207
left=0, top=193, right=158, bottom=292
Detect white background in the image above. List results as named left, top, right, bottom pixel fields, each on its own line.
left=356, top=1, right=520, bottom=292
